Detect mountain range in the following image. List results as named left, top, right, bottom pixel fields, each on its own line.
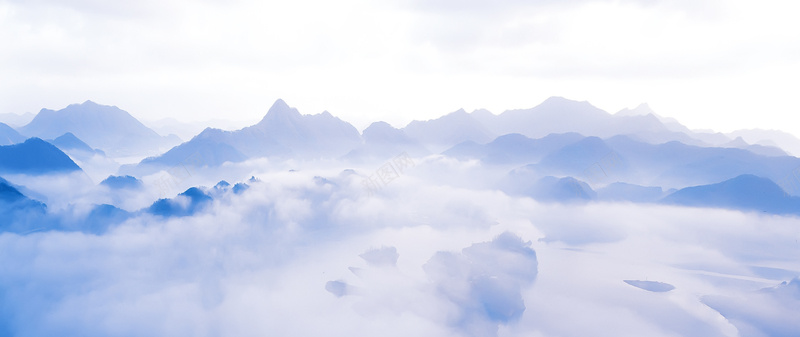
left=17, top=101, right=180, bottom=157
left=3, top=96, right=800, bottom=219
left=0, top=176, right=47, bottom=232
left=135, top=99, right=361, bottom=170
left=0, top=122, right=25, bottom=146
left=8, top=97, right=798, bottom=170
left=0, top=138, right=82, bottom=174
left=0, top=112, right=35, bottom=128
left=662, top=174, right=800, bottom=215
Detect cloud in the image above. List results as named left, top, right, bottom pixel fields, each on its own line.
left=1, top=161, right=800, bottom=336
left=703, top=278, right=800, bottom=337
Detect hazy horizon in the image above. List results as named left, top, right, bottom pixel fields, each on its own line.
left=2, top=0, right=799, bottom=135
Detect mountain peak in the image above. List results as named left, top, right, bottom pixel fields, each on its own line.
left=67, top=100, right=102, bottom=109
left=260, top=99, right=301, bottom=122
left=0, top=137, right=82, bottom=174
left=269, top=99, right=292, bottom=114
left=542, top=96, right=573, bottom=104
left=534, top=96, right=605, bottom=116
left=362, top=121, right=407, bottom=142
left=616, top=103, right=655, bottom=117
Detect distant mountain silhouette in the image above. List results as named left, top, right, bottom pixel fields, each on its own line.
left=82, top=204, right=131, bottom=234
left=48, top=132, right=92, bottom=152
left=0, top=112, right=35, bottom=127
left=475, top=97, right=706, bottom=146
left=100, top=175, right=143, bottom=190
left=0, top=176, right=47, bottom=233
left=501, top=165, right=595, bottom=202
left=137, top=99, right=361, bottom=169
left=0, top=122, right=25, bottom=146
left=403, top=108, right=495, bottom=152
left=138, top=136, right=248, bottom=168
left=498, top=133, right=800, bottom=192
left=727, top=128, right=800, bottom=157
left=506, top=175, right=596, bottom=202
left=247, top=100, right=361, bottom=157
left=596, top=182, right=664, bottom=203
left=661, top=174, right=800, bottom=215
left=344, top=121, right=429, bottom=163
left=604, top=135, right=800, bottom=189
left=0, top=112, right=36, bottom=128
left=147, top=187, right=213, bottom=217
left=485, top=97, right=609, bottom=137
left=443, top=132, right=584, bottom=165
left=536, top=136, right=625, bottom=179
left=47, top=132, right=105, bottom=155
left=0, top=138, right=82, bottom=174
left=18, top=101, right=180, bottom=157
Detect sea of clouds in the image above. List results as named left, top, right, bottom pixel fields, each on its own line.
left=1, top=156, right=799, bottom=337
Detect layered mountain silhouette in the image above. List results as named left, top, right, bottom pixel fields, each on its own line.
left=443, top=133, right=584, bottom=165
left=404, top=97, right=784, bottom=158
left=0, top=122, right=25, bottom=146
left=0, top=112, right=35, bottom=128
left=46, top=132, right=106, bottom=158
left=344, top=121, right=429, bottom=163
left=147, top=187, right=213, bottom=217
left=0, top=138, right=82, bottom=174
left=468, top=97, right=713, bottom=146
left=0, top=176, right=47, bottom=232
left=511, top=134, right=800, bottom=190
left=661, top=174, right=800, bottom=215
left=727, top=128, right=800, bottom=157
left=100, top=175, right=143, bottom=190
left=501, top=171, right=596, bottom=203
left=18, top=101, right=180, bottom=157
left=137, top=99, right=361, bottom=169
left=403, top=108, right=495, bottom=152
left=5, top=95, right=800, bottom=219
left=126, top=96, right=794, bottom=174
left=596, top=182, right=664, bottom=203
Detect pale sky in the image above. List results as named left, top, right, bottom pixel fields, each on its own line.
left=1, top=0, right=799, bottom=134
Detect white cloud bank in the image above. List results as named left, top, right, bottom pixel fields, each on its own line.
left=1, top=161, right=799, bottom=336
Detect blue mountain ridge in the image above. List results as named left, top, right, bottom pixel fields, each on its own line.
left=0, top=122, right=25, bottom=146
left=100, top=175, right=143, bottom=190
left=0, top=138, right=82, bottom=174
left=509, top=134, right=800, bottom=191
left=147, top=187, right=214, bottom=217
left=0, top=176, right=47, bottom=233
left=661, top=174, right=800, bottom=215
left=443, top=132, right=585, bottom=165
left=47, top=132, right=99, bottom=154
left=18, top=100, right=179, bottom=156
left=344, top=121, right=430, bottom=163
left=135, top=99, right=361, bottom=170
